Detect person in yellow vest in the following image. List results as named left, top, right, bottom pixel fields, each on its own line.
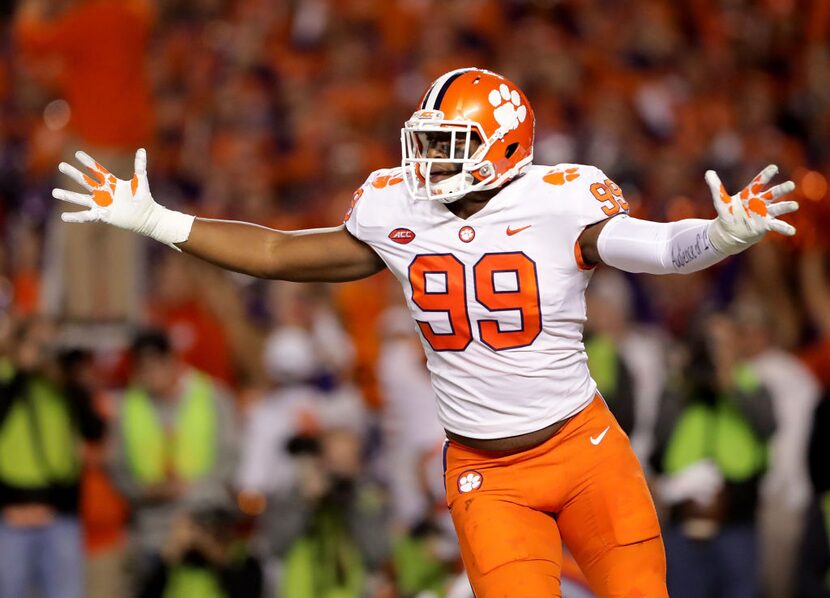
left=584, top=332, right=635, bottom=435
left=108, top=329, right=238, bottom=596
left=138, top=506, right=263, bottom=598
left=650, top=312, right=775, bottom=598
left=266, top=408, right=391, bottom=598
left=0, top=316, right=104, bottom=598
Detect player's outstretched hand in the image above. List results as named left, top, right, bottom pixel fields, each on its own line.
left=53, top=149, right=193, bottom=249
left=705, top=164, right=798, bottom=256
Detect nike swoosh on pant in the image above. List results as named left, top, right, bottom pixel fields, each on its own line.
left=590, top=426, right=610, bottom=445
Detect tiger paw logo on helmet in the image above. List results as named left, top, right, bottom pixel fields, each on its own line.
left=489, top=83, right=528, bottom=132
left=458, top=470, right=483, bottom=493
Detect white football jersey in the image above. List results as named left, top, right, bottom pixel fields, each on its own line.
left=345, top=163, right=629, bottom=439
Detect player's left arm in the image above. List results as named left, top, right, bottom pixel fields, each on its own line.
left=578, top=165, right=798, bottom=273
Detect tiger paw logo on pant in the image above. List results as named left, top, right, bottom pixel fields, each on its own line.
left=458, top=470, right=483, bottom=493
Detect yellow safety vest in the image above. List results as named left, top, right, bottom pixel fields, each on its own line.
left=586, top=335, right=619, bottom=395
left=663, top=367, right=766, bottom=481
left=0, top=376, right=80, bottom=487
left=822, top=492, right=830, bottom=590
left=123, top=373, right=216, bottom=484
left=164, top=566, right=225, bottom=598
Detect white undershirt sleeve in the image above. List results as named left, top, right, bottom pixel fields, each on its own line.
left=596, top=215, right=726, bottom=275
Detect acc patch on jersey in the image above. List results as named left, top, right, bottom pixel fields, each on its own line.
left=458, top=470, right=483, bottom=493
left=388, top=228, right=416, bottom=244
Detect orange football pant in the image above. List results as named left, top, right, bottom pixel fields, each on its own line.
left=444, top=395, right=668, bottom=598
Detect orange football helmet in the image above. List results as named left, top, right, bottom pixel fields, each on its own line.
left=401, top=67, right=535, bottom=202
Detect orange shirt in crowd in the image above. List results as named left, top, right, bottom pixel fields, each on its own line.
left=335, top=272, right=395, bottom=410
left=801, top=339, right=830, bottom=389
left=148, top=299, right=235, bottom=387
left=11, top=270, right=40, bottom=316
left=15, top=0, right=155, bottom=149
left=81, top=392, right=129, bottom=555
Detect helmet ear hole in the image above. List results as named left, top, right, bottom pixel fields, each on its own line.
left=505, top=142, right=519, bottom=159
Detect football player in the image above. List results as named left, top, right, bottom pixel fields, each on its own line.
left=53, top=68, right=798, bottom=597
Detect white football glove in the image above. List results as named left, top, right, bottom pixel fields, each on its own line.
left=706, top=164, right=798, bottom=256
left=657, top=459, right=725, bottom=508
left=52, top=149, right=194, bottom=250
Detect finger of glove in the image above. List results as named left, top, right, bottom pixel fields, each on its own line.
left=768, top=218, right=796, bottom=236
left=61, top=210, right=98, bottom=224
left=134, top=148, right=147, bottom=176
left=52, top=188, right=93, bottom=208
left=75, top=150, right=111, bottom=177
left=705, top=170, right=733, bottom=219
left=762, top=180, right=796, bottom=201
left=750, top=164, right=779, bottom=188
left=131, top=148, right=150, bottom=196
left=58, top=162, right=97, bottom=191
left=705, top=170, right=729, bottom=202
left=767, top=200, right=799, bottom=218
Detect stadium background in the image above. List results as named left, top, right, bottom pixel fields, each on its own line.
left=1, top=0, right=829, bottom=596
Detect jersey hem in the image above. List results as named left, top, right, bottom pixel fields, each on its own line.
left=440, top=383, right=598, bottom=440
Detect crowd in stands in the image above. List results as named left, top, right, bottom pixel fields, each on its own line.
left=1, top=0, right=829, bottom=596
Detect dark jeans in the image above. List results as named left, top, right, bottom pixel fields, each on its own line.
left=665, top=522, right=759, bottom=598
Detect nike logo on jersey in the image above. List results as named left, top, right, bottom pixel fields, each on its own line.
left=506, top=224, right=532, bottom=236
left=590, top=426, right=610, bottom=446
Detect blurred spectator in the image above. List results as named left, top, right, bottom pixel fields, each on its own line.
left=236, top=281, right=359, bottom=500
left=377, top=305, right=444, bottom=529
left=14, top=0, right=154, bottom=150
left=236, top=325, right=325, bottom=503
left=584, top=273, right=636, bottom=435
left=265, top=407, right=390, bottom=598
left=800, top=249, right=830, bottom=387
left=109, top=328, right=237, bottom=594
left=138, top=506, right=262, bottom=598
left=732, top=298, right=821, bottom=597
left=651, top=312, right=775, bottom=598
left=8, top=219, right=42, bottom=316
left=584, top=329, right=635, bottom=434
left=390, top=431, right=464, bottom=598
left=393, top=516, right=459, bottom=597
left=585, top=269, right=670, bottom=461
left=798, top=393, right=830, bottom=597
left=377, top=306, right=463, bottom=596
left=145, top=254, right=236, bottom=386
left=67, top=347, right=131, bottom=598
left=0, top=316, right=104, bottom=598
left=15, top=0, right=155, bottom=322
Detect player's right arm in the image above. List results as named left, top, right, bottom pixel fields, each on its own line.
left=182, top=220, right=385, bottom=282
left=52, top=149, right=385, bottom=282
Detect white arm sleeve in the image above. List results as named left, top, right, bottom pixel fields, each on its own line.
left=597, top=215, right=726, bottom=275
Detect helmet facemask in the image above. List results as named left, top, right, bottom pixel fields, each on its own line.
left=401, top=111, right=498, bottom=203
